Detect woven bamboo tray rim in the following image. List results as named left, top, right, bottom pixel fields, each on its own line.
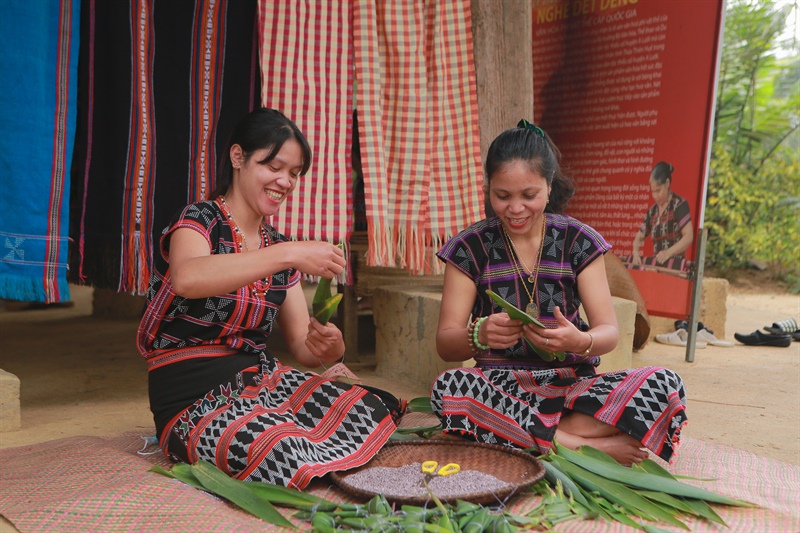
left=329, top=440, right=545, bottom=506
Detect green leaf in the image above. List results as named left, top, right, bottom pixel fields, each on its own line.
left=678, top=497, right=727, bottom=526
left=170, top=462, right=205, bottom=489
left=407, top=396, right=434, bottom=413
left=191, top=460, right=295, bottom=528
left=634, top=459, right=718, bottom=482
left=541, top=459, right=591, bottom=508
left=151, top=464, right=207, bottom=490
left=485, top=289, right=545, bottom=327
left=392, top=424, right=443, bottom=438
left=245, top=481, right=337, bottom=510
left=639, top=490, right=726, bottom=526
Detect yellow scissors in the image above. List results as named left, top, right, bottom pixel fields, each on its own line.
left=420, top=460, right=461, bottom=486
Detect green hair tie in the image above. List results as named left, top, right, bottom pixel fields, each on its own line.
left=517, top=119, right=546, bottom=138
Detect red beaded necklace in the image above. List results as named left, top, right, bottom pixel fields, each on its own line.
left=217, top=196, right=272, bottom=298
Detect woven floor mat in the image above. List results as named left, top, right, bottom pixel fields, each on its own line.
left=1, top=432, right=798, bottom=532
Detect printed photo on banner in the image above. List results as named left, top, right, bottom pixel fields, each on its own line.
left=531, top=0, right=724, bottom=319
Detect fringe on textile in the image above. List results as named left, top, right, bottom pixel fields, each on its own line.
left=366, top=221, right=449, bottom=276
left=0, top=275, right=71, bottom=304
left=119, top=231, right=152, bottom=296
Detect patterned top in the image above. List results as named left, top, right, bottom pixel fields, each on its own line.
left=137, top=199, right=301, bottom=371
left=639, top=193, right=691, bottom=256
left=436, top=214, right=610, bottom=369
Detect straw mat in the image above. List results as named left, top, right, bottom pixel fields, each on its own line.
left=1, top=432, right=797, bottom=532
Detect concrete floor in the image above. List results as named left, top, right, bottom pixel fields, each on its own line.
left=0, top=283, right=798, bottom=467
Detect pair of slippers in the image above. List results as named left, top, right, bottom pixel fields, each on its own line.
left=734, top=318, right=799, bottom=348
left=655, top=321, right=733, bottom=348
left=763, top=318, right=800, bottom=341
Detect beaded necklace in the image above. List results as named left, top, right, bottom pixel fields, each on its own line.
left=502, top=214, right=546, bottom=318
left=218, top=195, right=272, bottom=298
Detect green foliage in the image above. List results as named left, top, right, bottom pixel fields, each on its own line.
left=706, top=0, right=800, bottom=285
left=706, top=146, right=800, bottom=278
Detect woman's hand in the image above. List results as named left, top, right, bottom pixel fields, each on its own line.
left=477, top=313, right=524, bottom=350
left=286, top=241, right=346, bottom=278
left=304, top=318, right=345, bottom=365
left=523, top=306, right=588, bottom=353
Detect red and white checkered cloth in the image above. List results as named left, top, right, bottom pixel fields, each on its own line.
left=257, top=1, right=484, bottom=274
left=256, top=1, right=354, bottom=244
left=354, top=0, right=484, bottom=274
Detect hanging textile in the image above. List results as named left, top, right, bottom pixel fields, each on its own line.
left=70, top=0, right=260, bottom=294
left=256, top=1, right=353, bottom=245
left=353, top=0, right=484, bottom=274
left=0, top=0, right=80, bottom=303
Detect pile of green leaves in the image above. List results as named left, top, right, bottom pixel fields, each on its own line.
left=151, top=439, right=755, bottom=532
left=539, top=442, right=755, bottom=532
left=151, top=460, right=589, bottom=531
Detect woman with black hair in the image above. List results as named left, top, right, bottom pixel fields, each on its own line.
left=138, top=108, right=398, bottom=488
left=631, top=161, right=694, bottom=269
left=432, top=122, right=688, bottom=466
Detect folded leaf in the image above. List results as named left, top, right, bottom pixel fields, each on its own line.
left=313, top=277, right=333, bottom=306
left=313, top=293, right=343, bottom=325
left=485, top=289, right=566, bottom=361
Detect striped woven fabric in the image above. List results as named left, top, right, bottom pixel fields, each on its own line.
left=353, top=0, right=484, bottom=274
left=256, top=1, right=353, bottom=245
left=119, top=0, right=157, bottom=295
left=70, top=0, right=259, bottom=294
left=0, top=0, right=79, bottom=303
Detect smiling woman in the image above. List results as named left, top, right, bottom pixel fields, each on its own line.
left=431, top=120, right=689, bottom=466
left=136, top=108, right=403, bottom=489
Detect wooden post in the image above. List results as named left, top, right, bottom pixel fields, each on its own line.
left=470, top=0, right=534, bottom=162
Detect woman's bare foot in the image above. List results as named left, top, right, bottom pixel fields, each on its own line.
left=555, top=429, right=648, bottom=465
left=554, top=412, right=649, bottom=465
left=587, top=433, right=649, bottom=465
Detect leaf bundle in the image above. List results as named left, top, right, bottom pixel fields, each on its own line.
left=538, top=442, right=757, bottom=531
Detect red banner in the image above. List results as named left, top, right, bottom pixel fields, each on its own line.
left=532, top=0, right=724, bottom=318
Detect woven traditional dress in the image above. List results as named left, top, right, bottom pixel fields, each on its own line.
left=641, top=192, right=692, bottom=258
left=432, top=214, right=687, bottom=463
left=137, top=199, right=396, bottom=488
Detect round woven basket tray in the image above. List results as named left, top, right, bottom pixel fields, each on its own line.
left=329, top=440, right=545, bottom=506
